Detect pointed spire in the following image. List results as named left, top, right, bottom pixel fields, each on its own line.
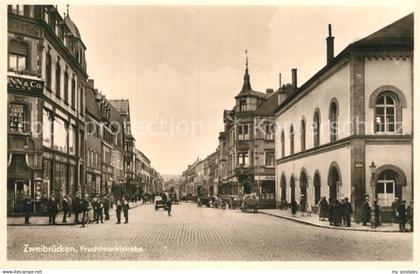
left=242, top=49, right=251, bottom=91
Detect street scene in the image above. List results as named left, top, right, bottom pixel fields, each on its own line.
left=6, top=4, right=414, bottom=263
left=7, top=202, right=412, bottom=261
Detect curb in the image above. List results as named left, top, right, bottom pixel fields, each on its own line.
left=259, top=211, right=404, bottom=233
left=7, top=203, right=143, bottom=227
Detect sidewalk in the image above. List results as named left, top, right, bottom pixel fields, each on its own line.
left=259, top=209, right=405, bottom=232
left=7, top=201, right=144, bottom=226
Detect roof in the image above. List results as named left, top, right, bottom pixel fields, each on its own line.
left=254, top=91, right=279, bottom=115
left=235, top=59, right=266, bottom=99
left=64, top=15, right=81, bottom=39
left=109, top=103, right=123, bottom=124
left=109, top=99, right=130, bottom=115
left=85, top=86, right=101, bottom=120
left=275, top=13, right=413, bottom=114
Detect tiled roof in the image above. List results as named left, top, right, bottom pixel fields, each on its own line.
left=85, top=87, right=101, bottom=120
left=255, top=91, right=278, bottom=115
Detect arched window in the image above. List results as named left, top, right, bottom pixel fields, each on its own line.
left=313, top=171, right=321, bottom=205
left=280, top=174, right=286, bottom=201
left=329, top=101, right=338, bottom=142
left=46, top=53, right=52, bottom=89
left=8, top=40, right=28, bottom=72
left=64, top=71, right=69, bottom=104
left=281, top=130, right=285, bottom=158
left=289, top=125, right=294, bottom=155
left=300, top=170, right=307, bottom=200
left=301, top=118, right=306, bottom=151
left=313, top=110, right=320, bottom=147
left=55, top=62, right=61, bottom=98
left=375, top=93, right=396, bottom=133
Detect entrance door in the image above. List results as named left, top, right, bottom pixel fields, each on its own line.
left=377, top=179, right=395, bottom=206
left=8, top=179, right=31, bottom=213
left=328, top=165, right=340, bottom=201
left=290, top=177, right=296, bottom=202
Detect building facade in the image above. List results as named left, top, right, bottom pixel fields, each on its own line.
left=274, top=14, right=413, bottom=221
left=7, top=5, right=87, bottom=213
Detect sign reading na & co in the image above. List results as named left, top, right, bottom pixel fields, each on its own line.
left=8, top=75, right=44, bottom=93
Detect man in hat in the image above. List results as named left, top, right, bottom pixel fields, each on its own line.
left=47, top=194, right=59, bottom=225
left=22, top=193, right=33, bottom=225
left=103, top=194, right=110, bottom=220
left=73, top=191, right=82, bottom=224
left=342, top=197, right=353, bottom=227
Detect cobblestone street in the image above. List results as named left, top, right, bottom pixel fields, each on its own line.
left=7, top=203, right=412, bottom=261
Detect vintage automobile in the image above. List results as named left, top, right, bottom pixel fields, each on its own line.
left=197, top=196, right=212, bottom=207
left=240, top=193, right=259, bottom=213
left=154, top=196, right=166, bottom=211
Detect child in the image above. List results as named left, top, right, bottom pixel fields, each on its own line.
left=306, top=203, right=312, bottom=217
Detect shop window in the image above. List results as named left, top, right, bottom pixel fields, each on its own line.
left=53, top=116, right=68, bottom=153
left=9, top=104, right=26, bottom=133
left=69, top=125, right=76, bottom=155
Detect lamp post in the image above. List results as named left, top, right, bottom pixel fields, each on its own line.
left=369, top=161, right=377, bottom=228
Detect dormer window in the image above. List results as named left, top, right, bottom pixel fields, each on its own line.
left=239, top=99, right=247, bottom=112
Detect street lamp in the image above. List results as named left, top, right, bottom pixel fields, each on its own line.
left=369, top=161, right=377, bottom=228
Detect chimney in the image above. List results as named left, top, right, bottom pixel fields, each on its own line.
left=326, top=24, right=334, bottom=64
left=87, top=79, right=94, bottom=88
left=278, top=73, right=282, bottom=88
left=266, top=88, right=274, bottom=94
left=291, top=68, right=297, bottom=90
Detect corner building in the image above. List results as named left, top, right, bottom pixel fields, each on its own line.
left=274, top=14, right=413, bottom=221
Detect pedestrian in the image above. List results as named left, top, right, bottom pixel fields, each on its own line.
left=123, top=197, right=130, bottom=224
left=62, top=195, right=70, bottom=223
left=342, top=197, right=353, bottom=227
left=407, top=201, right=413, bottom=232
left=299, top=195, right=306, bottom=217
left=361, top=195, right=371, bottom=226
left=47, top=194, right=59, bottom=225
left=391, top=197, right=401, bottom=225
left=166, top=195, right=172, bottom=216
left=81, top=194, right=90, bottom=228
left=318, top=196, right=328, bottom=221
left=373, top=200, right=381, bottom=227
left=397, top=200, right=407, bottom=232
left=103, top=194, right=110, bottom=220
left=73, top=192, right=82, bottom=224
left=333, top=200, right=342, bottom=226
left=94, top=195, right=104, bottom=224
left=22, top=193, right=33, bottom=225
left=306, top=203, right=312, bottom=217
left=290, top=200, right=297, bottom=217
left=116, top=198, right=122, bottom=224
left=328, top=198, right=334, bottom=225
left=67, top=194, right=72, bottom=218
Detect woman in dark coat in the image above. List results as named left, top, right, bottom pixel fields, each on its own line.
left=290, top=200, right=297, bottom=216
left=328, top=198, right=334, bottom=225
left=299, top=195, right=307, bottom=216
left=318, top=197, right=329, bottom=221
left=361, top=196, right=371, bottom=226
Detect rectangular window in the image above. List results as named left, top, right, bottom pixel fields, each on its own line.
left=68, top=125, right=76, bottom=155
left=53, top=116, right=68, bottom=153
left=9, top=104, right=26, bottom=133
left=239, top=100, right=247, bottom=112
left=8, top=53, right=26, bottom=72
left=265, top=151, right=275, bottom=167
left=237, top=124, right=249, bottom=140
left=42, top=109, right=52, bottom=147
left=11, top=5, right=24, bottom=15
left=265, top=124, right=274, bottom=140
left=237, top=152, right=249, bottom=167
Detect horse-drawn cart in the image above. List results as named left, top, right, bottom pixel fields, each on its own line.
left=240, top=193, right=259, bottom=213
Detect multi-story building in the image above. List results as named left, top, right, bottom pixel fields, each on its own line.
left=217, top=55, right=278, bottom=208
left=85, top=79, right=102, bottom=196
left=274, top=14, right=413, bottom=221
left=109, top=99, right=137, bottom=198
left=7, top=5, right=87, bottom=213
left=182, top=158, right=200, bottom=196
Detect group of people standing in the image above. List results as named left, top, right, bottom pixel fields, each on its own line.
left=22, top=192, right=132, bottom=227
left=317, top=196, right=353, bottom=227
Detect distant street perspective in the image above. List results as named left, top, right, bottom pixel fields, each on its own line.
left=8, top=202, right=412, bottom=261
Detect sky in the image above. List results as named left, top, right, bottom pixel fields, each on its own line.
left=59, top=4, right=413, bottom=175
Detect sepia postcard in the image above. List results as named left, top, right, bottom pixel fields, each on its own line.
left=1, top=0, right=419, bottom=272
